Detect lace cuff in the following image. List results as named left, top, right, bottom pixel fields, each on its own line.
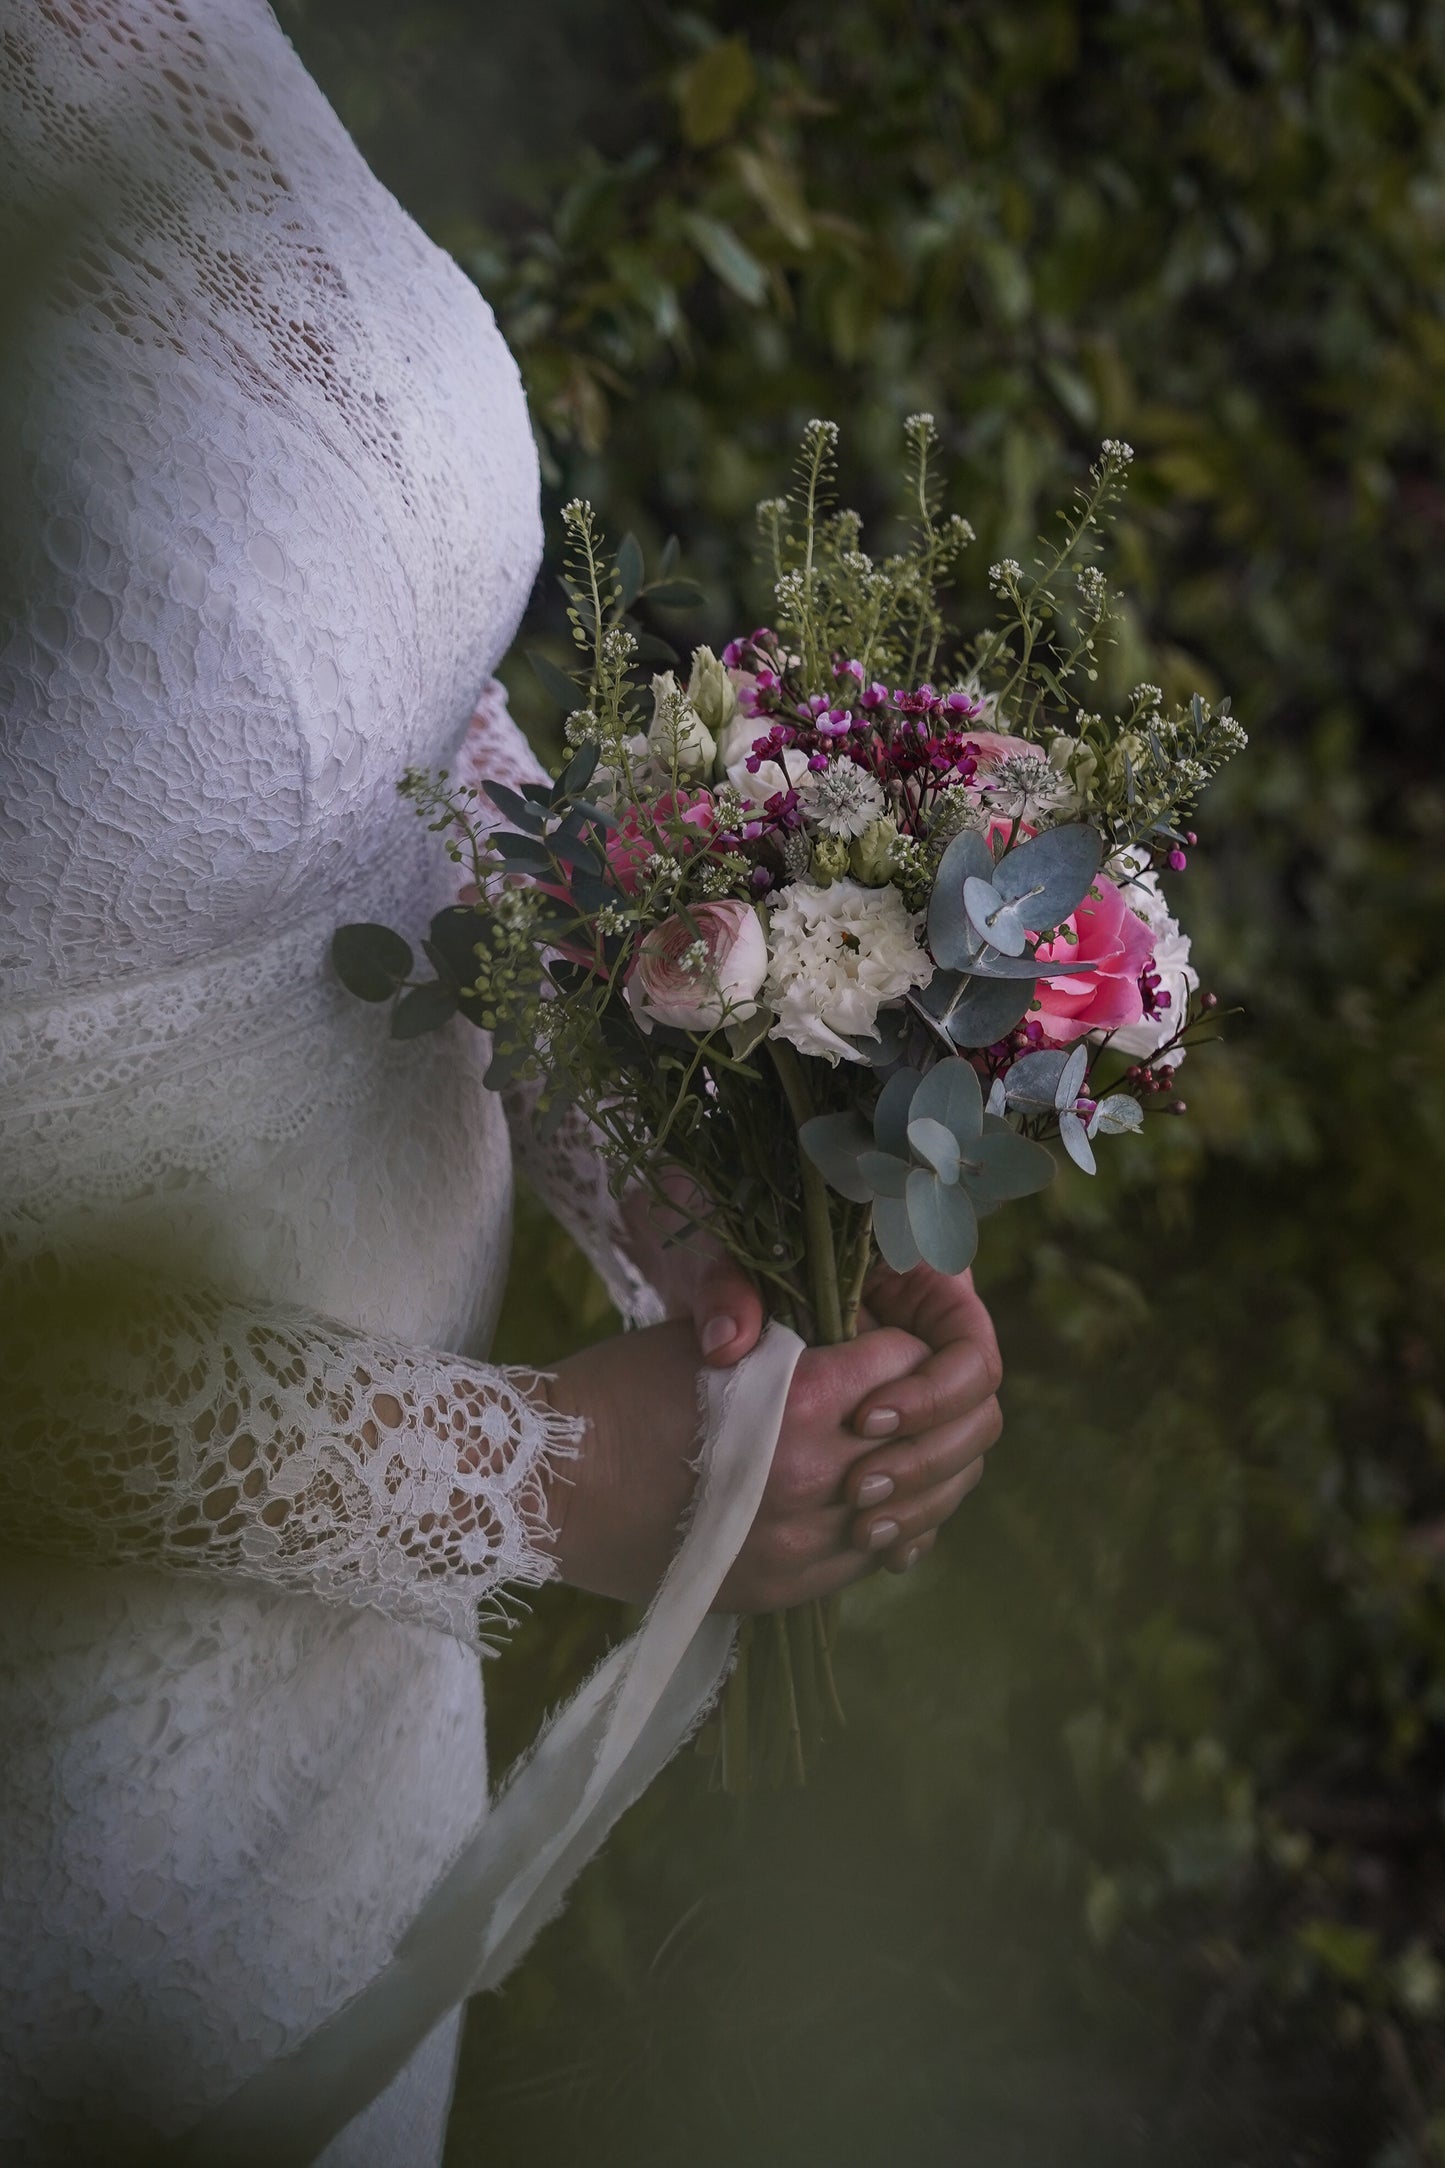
left=5, top=1261, right=583, bottom=1648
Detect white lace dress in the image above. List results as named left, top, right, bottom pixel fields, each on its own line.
left=0, top=3, right=664, bottom=2159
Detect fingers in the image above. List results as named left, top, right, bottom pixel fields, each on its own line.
left=855, top=1459, right=988, bottom=1563
left=849, top=1321, right=1002, bottom=1444
left=844, top=1394, right=1002, bottom=1514
left=788, top=1327, right=931, bottom=1432
left=690, top=1259, right=766, bottom=1366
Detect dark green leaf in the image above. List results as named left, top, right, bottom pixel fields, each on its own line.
left=390, top=982, right=460, bottom=1039
left=560, top=742, right=602, bottom=796
left=617, top=532, right=645, bottom=611
left=332, top=922, right=413, bottom=1002
left=482, top=780, right=546, bottom=833
left=643, top=578, right=707, bottom=610
left=527, top=649, right=584, bottom=713
left=681, top=211, right=769, bottom=304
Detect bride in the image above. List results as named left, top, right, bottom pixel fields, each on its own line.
left=0, top=4, right=1004, bottom=2161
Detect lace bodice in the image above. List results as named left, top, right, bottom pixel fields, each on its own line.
left=0, top=0, right=653, bottom=1644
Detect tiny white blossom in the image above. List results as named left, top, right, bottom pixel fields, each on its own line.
left=1100, top=439, right=1135, bottom=463
left=988, top=558, right=1023, bottom=593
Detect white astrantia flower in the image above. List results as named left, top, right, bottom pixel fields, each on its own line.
left=794, top=758, right=887, bottom=839
left=1105, top=848, right=1199, bottom=1064
left=764, top=877, right=933, bottom=1065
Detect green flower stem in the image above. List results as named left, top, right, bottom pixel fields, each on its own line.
left=769, top=1041, right=845, bottom=1346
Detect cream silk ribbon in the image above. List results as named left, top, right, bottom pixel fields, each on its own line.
left=165, top=1321, right=805, bottom=2168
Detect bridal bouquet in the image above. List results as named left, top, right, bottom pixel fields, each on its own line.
left=334, top=418, right=1245, bottom=1786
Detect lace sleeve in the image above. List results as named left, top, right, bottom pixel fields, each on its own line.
left=4, top=1252, right=582, bottom=1649
left=455, top=679, right=668, bottom=1329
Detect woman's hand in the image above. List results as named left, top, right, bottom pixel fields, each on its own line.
left=542, top=1260, right=1003, bottom=1607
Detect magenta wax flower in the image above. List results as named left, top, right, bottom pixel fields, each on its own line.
left=1031, top=875, right=1158, bottom=1042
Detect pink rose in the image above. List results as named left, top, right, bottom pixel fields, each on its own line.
left=606, top=789, right=717, bottom=895
left=1031, top=873, right=1157, bottom=1043
left=962, top=729, right=1042, bottom=769
left=625, top=900, right=769, bottom=1034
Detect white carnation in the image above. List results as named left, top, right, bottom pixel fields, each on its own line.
left=1105, top=850, right=1198, bottom=1063
left=764, top=877, right=932, bottom=1065
left=795, top=758, right=887, bottom=839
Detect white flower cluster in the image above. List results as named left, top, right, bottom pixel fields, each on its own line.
left=764, top=877, right=932, bottom=1065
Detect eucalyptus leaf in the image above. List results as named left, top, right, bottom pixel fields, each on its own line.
left=992, top=824, right=1103, bottom=931
left=905, top=1169, right=980, bottom=1274
left=961, top=1118, right=1058, bottom=1209
left=799, top=1111, right=873, bottom=1203
left=858, top=1148, right=910, bottom=1198
left=1057, top=1044, right=1090, bottom=1109
left=964, top=875, right=1027, bottom=956
left=942, top=973, right=1036, bottom=1047
left=873, top=1194, right=922, bottom=1274
left=1088, top=1093, right=1145, bottom=1137
left=873, top=1065, right=924, bottom=1157
left=910, top=1056, right=984, bottom=1143
left=927, top=829, right=994, bottom=968
left=1002, top=1048, right=1071, bottom=1110
left=986, top=1077, right=1008, bottom=1118
left=1059, top=1109, right=1097, bottom=1175
left=390, top=981, right=460, bottom=1040
left=908, top=1116, right=961, bottom=1184
left=966, top=945, right=1090, bottom=981
left=331, top=922, right=413, bottom=1003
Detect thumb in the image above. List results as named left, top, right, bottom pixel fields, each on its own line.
left=690, top=1258, right=766, bottom=1368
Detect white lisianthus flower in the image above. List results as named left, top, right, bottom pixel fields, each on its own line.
left=716, top=710, right=766, bottom=775
left=726, top=742, right=810, bottom=808
left=1104, top=848, right=1199, bottom=1064
left=686, top=645, right=740, bottom=734
left=648, top=670, right=715, bottom=781
left=765, top=877, right=932, bottom=1065
left=794, top=758, right=887, bottom=839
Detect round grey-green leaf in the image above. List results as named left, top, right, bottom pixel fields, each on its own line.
left=799, top=1111, right=874, bottom=1204
left=992, top=823, right=1103, bottom=931
left=910, top=1055, right=984, bottom=1143
left=1058, top=1109, right=1097, bottom=1175
left=873, top=1194, right=922, bottom=1273
left=858, top=1148, right=910, bottom=1198
left=964, top=876, right=1027, bottom=956
left=1088, top=1093, right=1145, bottom=1137
left=905, top=1169, right=979, bottom=1274
left=962, top=1117, right=1058, bottom=1209
left=873, top=1065, right=924, bottom=1157
left=907, top=1116, right=961, bottom=1184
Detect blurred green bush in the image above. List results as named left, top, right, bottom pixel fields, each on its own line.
left=283, top=4, right=1445, bottom=2159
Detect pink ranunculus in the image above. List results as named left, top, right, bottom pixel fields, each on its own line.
left=1031, top=873, right=1157, bottom=1043
left=605, top=789, right=718, bottom=895
left=624, top=900, right=769, bottom=1035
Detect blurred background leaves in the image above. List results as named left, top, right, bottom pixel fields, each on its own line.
left=278, top=3, right=1445, bottom=2160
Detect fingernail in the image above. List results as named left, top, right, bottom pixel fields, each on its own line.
left=902, top=1544, right=924, bottom=1572
left=861, top=1408, right=899, bottom=1438
left=700, top=1315, right=736, bottom=1356
left=867, top=1518, right=900, bottom=1551
left=855, top=1472, right=895, bottom=1506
